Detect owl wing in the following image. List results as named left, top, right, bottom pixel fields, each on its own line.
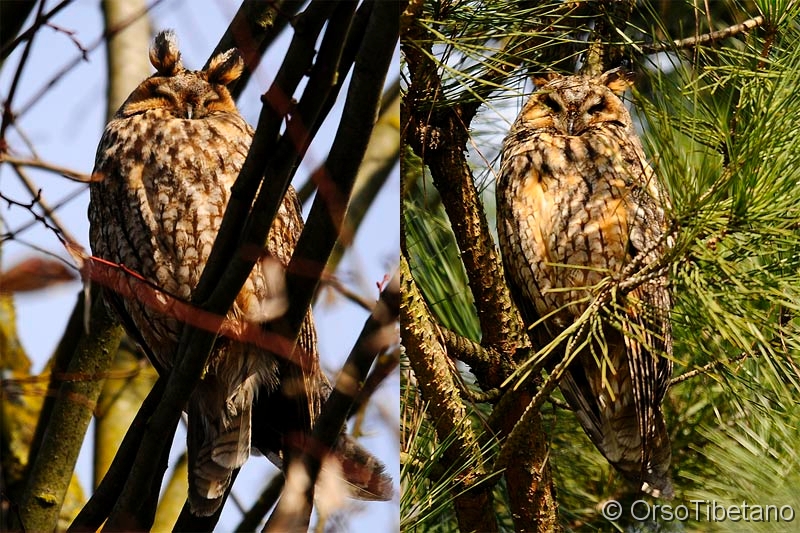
left=619, top=181, right=673, bottom=495
left=250, top=188, right=393, bottom=501
left=618, top=283, right=673, bottom=497
left=559, top=173, right=673, bottom=497
left=496, top=149, right=562, bottom=350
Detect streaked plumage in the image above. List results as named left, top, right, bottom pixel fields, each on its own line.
left=497, top=70, right=674, bottom=497
left=89, top=30, right=391, bottom=515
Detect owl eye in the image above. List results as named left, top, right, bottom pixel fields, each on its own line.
left=154, top=85, right=177, bottom=101
left=587, top=99, right=607, bottom=115
left=542, top=94, right=562, bottom=113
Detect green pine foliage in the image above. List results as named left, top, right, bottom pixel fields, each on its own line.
left=403, top=0, right=800, bottom=530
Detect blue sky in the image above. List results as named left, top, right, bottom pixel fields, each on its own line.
left=0, top=0, right=399, bottom=530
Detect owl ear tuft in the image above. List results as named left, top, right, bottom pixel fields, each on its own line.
left=531, top=71, right=560, bottom=88
left=600, top=68, right=635, bottom=95
left=206, top=49, right=244, bottom=86
left=150, top=30, right=183, bottom=76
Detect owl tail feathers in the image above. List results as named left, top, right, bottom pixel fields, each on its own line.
left=333, top=434, right=394, bottom=501
left=187, top=392, right=253, bottom=516
left=559, top=367, right=673, bottom=500
left=611, top=412, right=673, bottom=500
left=636, top=414, right=673, bottom=499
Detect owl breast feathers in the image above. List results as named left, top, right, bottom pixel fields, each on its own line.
left=89, top=30, right=391, bottom=516
left=497, top=70, right=674, bottom=497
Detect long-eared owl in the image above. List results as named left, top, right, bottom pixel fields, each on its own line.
left=89, top=30, right=391, bottom=515
left=497, top=70, right=674, bottom=497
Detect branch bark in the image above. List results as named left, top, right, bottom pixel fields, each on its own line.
left=400, top=256, right=498, bottom=532
left=264, top=2, right=399, bottom=528
left=402, top=11, right=524, bottom=377
left=14, top=296, right=122, bottom=532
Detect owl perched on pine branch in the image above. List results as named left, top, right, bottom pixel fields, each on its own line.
left=497, top=70, right=674, bottom=497
left=89, top=30, right=391, bottom=516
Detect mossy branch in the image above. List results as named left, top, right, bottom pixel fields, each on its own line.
left=14, top=296, right=122, bottom=532
left=400, top=256, right=498, bottom=533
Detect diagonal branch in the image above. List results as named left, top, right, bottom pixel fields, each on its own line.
left=640, top=15, right=765, bottom=54
left=7, top=163, right=77, bottom=244
left=400, top=255, right=498, bottom=532
left=68, top=374, right=166, bottom=532
left=13, top=296, right=122, bottom=532
left=203, top=0, right=306, bottom=100
left=263, top=3, right=399, bottom=528
left=102, top=3, right=344, bottom=529
left=267, top=270, right=399, bottom=531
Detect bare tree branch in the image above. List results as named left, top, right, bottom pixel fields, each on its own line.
left=0, top=155, right=95, bottom=183
left=264, top=2, right=399, bottom=528
left=205, top=0, right=306, bottom=100
left=640, top=15, right=765, bottom=54
left=0, top=0, right=45, bottom=151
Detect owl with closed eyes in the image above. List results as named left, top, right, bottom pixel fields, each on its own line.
left=89, top=30, right=391, bottom=516
left=497, top=70, right=674, bottom=497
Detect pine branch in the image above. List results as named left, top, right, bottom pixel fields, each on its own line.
left=669, top=353, right=750, bottom=387
left=640, top=15, right=765, bottom=54
left=439, top=326, right=515, bottom=390
left=400, top=256, right=498, bottom=533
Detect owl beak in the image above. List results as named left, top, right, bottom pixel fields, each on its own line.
left=185, top=105, right=194, bottom=119
left=567, top=113, right=585, bottom=135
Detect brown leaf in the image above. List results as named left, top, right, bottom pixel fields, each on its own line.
left=0, top=257, right=76, bottom=293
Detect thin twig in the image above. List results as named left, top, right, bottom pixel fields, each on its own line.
left=0, top=0, right=46, bottom=149
left=321, top=275, right=376, bottom=312
left=640, top=16, right=764, bottom=54
left=0, top=189, right=67, bottom=244
left=669, top=352, right=750, bottom=386
left=0, top=237, right=75, bottom=271
left=2, top=185, right=86, bottom=241
left=9, top=163, right=78, bottom=243
left=1, top=155, right=96, bottom=182
left=44, top=21, right=90, bottom=59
